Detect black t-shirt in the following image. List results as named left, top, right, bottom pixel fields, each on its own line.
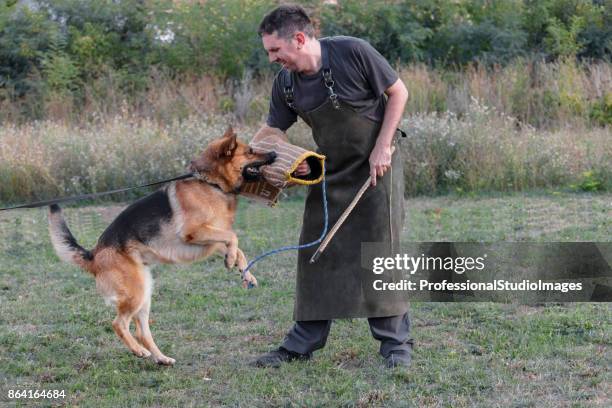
left=266, top=36, right=399, bottom=131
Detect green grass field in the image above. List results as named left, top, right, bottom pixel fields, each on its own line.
left=0, top=191, right=610, bottom=407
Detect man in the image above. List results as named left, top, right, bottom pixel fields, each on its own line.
left=251, top=4, right=413, bottom=369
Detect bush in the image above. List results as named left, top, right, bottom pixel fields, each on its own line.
left=319, top=0, right=432, bottom=63
left=0, top=108, right=610, bottom=202
left=0, top=4, right=58, bottom=98
left=589, top=93, right=612, bottom=126
left=399, top=98, right=611, bottom=196
left=577, top=171, right=603, bottom=192
left=163, top=0, right=276, bottom=77
left=0, top=115, right=232, bottom=203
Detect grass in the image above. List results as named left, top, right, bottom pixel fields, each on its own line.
left=0, top=191, right=610, bottom=407
left=1, top=108, right=610, bottom=202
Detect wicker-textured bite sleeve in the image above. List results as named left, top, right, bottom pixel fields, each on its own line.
left=239, top=127, right=325, bottom=206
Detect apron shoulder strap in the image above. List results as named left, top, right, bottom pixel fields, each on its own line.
left=281, top=69, right=296, bottom=111
left=321, top=39, right=331, bottom=71
left=320, top=40, right=340, bottom=110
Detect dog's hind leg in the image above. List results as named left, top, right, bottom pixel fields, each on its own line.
left=105, top=265, right=152, bottom=359
left=132, top=316, right=150, bottom=348
left=133, top=317, right=143, bottom=344
left=134, top=300, right=175, bottom=365
left=124, top=265, right=175, bottom=365
left=112, top=311, right=151, bottom=359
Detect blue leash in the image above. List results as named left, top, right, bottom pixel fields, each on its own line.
left=242, top=175, right=329, bottom=288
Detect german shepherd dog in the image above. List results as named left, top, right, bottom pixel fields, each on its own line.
left=48, top=127, right=276, bottom=365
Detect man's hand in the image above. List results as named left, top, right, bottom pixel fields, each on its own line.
left=369, top=142, right=393, bottom=186
left=293, top=160, right=311, bottom=176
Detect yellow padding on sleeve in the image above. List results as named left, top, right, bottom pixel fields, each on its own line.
left=286, top=152, right=326, bottom=185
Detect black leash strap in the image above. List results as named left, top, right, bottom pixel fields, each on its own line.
left=0, top=173, right=195, bottom=211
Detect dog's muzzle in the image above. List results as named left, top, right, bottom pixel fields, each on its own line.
left=242, top=152, right=276, bottom=181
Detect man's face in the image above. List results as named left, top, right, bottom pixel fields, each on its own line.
left=262, top=31, right=302, bottom=72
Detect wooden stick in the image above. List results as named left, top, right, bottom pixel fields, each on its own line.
left=309, top=175, right=371, bottom=264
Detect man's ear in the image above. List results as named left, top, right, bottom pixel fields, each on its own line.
left=294, top=31, right=306, bottom=48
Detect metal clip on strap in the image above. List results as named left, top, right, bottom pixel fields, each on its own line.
left=281, top=66, right=296, bottom=111
left=321, top=41, right=340, bottom=110
left=323, top=69, right=340, bottom=110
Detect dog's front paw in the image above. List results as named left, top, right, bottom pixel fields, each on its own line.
left=225, top=249, right=238, bottom=269
left=242, top=271, right=258, bottom=289
left=225, top=244, right=238, bottom=269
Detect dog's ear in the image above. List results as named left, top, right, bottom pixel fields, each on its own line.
left=219, top=127, right=237, bottom=157
left=223, top=126, right=236, bottom=139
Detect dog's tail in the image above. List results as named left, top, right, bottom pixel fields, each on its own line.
left=48, top=204, right=95, bottom=274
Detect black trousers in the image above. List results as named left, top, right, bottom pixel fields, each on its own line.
left=281, top=312, right=413, bottom=359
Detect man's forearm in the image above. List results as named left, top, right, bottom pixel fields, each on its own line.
left=376, top=80, right=409, bottom=148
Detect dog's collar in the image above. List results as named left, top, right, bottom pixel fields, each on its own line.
left=192, top=171, right=232, bottom=194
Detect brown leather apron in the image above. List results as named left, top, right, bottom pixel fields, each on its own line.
left=287, top=42, right=408, bottom=321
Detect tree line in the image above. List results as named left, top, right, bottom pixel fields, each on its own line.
left=0, top=0, right=610, bottom=121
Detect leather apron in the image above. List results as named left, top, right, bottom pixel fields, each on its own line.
left=287, top=42, right=409, bottom=321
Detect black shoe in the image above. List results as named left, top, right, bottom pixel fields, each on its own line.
left=249, top=347, right=311, bottom=368
left=385, top=352, right=411, bottom=368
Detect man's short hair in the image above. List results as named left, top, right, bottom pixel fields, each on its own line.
left=258, top=4, right=315, bottom=39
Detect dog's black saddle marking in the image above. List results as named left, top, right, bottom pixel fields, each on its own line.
left=98, top=190, right=173, bottom=249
